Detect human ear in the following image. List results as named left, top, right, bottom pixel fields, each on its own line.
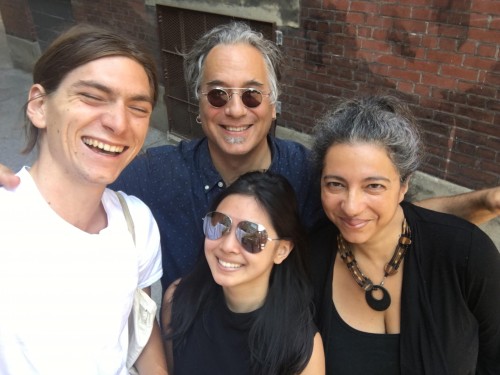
left=26, top=84, right=47, bottom=129
left=399, top=175, right=410, bottom=203
left=273, top=240, right=293, bottom=265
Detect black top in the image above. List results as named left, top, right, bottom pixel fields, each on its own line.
left=173, top=290, right=257, bottom=375
left=324, top=260, right=400, bottom=374
left=309, top=202, right=500, bottom=375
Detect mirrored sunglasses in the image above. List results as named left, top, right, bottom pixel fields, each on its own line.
left=200, top=87, right=271, bottom=108
left=202, top=211, right=281, bottom=253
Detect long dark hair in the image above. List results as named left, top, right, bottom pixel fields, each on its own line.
left=167, top=171, right=315, bottom=375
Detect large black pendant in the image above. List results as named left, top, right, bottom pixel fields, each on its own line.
left=365, top=285, right=391, bottom=311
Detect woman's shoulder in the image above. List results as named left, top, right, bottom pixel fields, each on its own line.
left=402, top=201, right=497, bottom=257
left=402, top=200, right=488, bottom=241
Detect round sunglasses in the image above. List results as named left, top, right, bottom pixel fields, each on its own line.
left=200, top=87, right=271, bottom=108
left=202, top=211, right=281, bottom=253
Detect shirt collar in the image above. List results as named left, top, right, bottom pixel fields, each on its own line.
left=195, top=136, right=277, bottom=193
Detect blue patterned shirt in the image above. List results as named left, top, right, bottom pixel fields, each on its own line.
left=111, top=136, right=324, bottom=289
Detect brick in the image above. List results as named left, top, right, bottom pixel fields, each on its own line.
left=418, top=36, right=438, bottom=53
left=486, top=136, right=500, bottom=151
left=463, top=55, right=497, bottom=70
left=426, top=50, right=463, bottom=65
left=438, top=37, right=459, bottom=52
left=295, top=78, right=318, bottom=92
left=476, top=146, right=496, bottom=159
left=469, top=121, right=500, bottom=137
left=491, top=16, right=500, bottom=30
left=457, top=82, right=496, bottom=98
left=421, top=73, right=457, bottom=90
left=323, top=0, right=349, bottom=11
left=459, top=40, right=477, bottom=55
left=486, top=99, right=500, bottom=112
left=468, top=13, right=491, bottom=29
left=441, top=65, right=478, bottom=81
left=468, top=28, right=500, bottom=44
left=397, top=80, right=414, bottom=93
left=455, top=140, right=477, bottom=155
left=388, top=67, right=421, bottom=82
left=411, top=7, right=436, bottom=21
left=476, top=44, right=498, bottom=59
left=438, top=24, right=469, bottom=40
left=371, top=16, right=396, bottom=30
left=466, top=94, right=489, bottom=108
left=472, top=0, right=500, bottom=16
left=414, top=84, right=431, bottom=97
left=455, top=128, right=489, bottom=145
left=409, top=59, right=439, bottom=74
left=350, top=1, right=380, bottom=13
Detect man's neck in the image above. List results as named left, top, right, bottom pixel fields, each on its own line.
left=209, top=139, right=272, bottom=185
left=29, top=163, right=108, bottom=233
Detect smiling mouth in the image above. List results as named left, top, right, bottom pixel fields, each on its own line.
left=341, top=218, right=369, bottom=229
left=218, top=258, right=243, bottom=269
left=222, top=125, right=251, bottom=132
left=82, top=137, right=127, bottom=155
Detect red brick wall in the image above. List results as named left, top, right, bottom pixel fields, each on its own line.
left=280, top=0, right=499, bottom=189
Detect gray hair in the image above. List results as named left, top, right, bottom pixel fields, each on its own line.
left=184, top=22, right=282, bottom=104
left=311, top=95, right=424, bottom=182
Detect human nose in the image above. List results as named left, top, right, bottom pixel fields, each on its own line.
left=224, top=91, right=247, bottom=118
left=219, top=227, right=242, bottom=254
left=101, top=103, right=128, bottom=134
left=341, top=189, right=365, bottom=216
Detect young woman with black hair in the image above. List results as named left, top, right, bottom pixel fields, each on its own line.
left=162, top=171, right=325, bottom=375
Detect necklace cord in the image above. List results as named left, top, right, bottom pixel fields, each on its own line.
left=337, top=218, right=412, bottom=311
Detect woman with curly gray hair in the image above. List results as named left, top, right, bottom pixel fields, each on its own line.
left=309, top=95, right=500, bottom=375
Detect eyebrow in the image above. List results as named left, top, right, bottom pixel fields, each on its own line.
left=205, top=79, right=265, bottom=88
left=322, top=175, right=392, bottom=183
left=72, top=80, right=153, bottom=104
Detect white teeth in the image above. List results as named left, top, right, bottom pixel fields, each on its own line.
left=218, top=259, right=242, bottom=269
left=83, top=137, right=125, bottom=153
left=225, top=126, right=250, bottom=132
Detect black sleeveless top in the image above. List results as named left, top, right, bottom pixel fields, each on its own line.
left=310, top=222, right=400, bottom=375
left=326, top=288, right=400, bottom=374
left=173, top=290, right=257, bottom=375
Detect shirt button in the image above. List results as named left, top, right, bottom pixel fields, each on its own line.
left=218, top=181, right=224, bottom=188
left=204, top=185, right=209, bottom=190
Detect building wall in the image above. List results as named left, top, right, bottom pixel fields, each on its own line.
left=280, top=0, right=499, bottom=190
left=0, top=0, right=498, bottom=190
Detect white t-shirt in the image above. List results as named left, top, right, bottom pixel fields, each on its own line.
left=0, top=167, right=162, bottom=375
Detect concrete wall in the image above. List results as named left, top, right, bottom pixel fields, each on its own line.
left=150, top=0, right=300, bottom=27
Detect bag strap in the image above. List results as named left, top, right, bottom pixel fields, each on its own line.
left=115, top=191, right=157, bottom=374
left=115, top=191, right=136, bottom=245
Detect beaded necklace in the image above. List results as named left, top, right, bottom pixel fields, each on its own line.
left=337, top=218, right=412, bottom=311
